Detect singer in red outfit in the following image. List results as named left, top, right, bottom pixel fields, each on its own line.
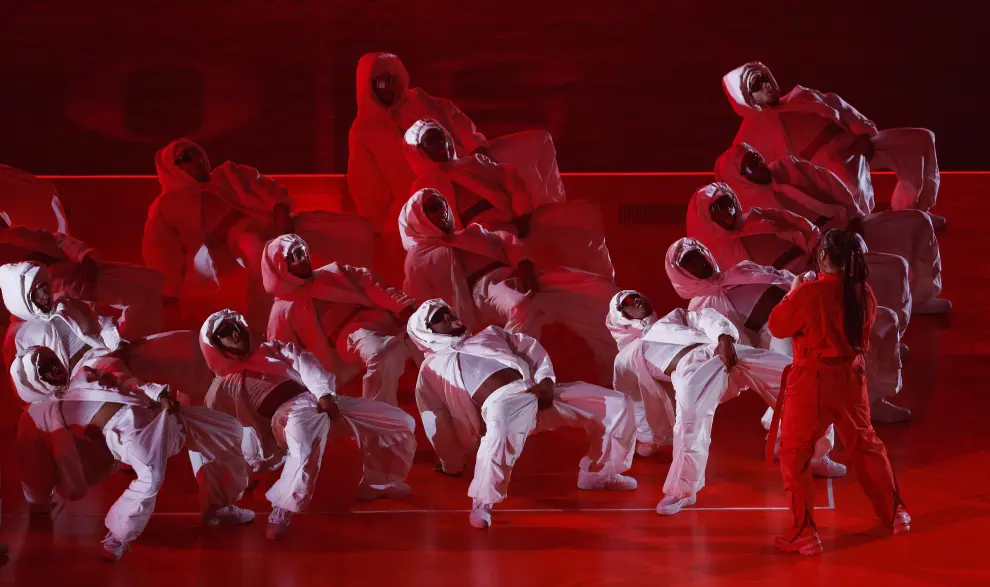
left=767, top=229, right=911, bottom=555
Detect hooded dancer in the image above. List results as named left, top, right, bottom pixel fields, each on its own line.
left=714, top=143, right=948, bottom=314
left=686, top=183, right=913, bottom=330
left=399, top=188, right=618, bottom=383
left=2, top=216, right=164, bottom=337
left=1, top=262, right=213, bottom=404
left=0, top=164, right=69, bottom=234
left=11, top=345, right=255, bottom=561
left=408, top=299, right=636, bottom=528
left=262, top=234, right=416, bottom=405
left=143, top=139, right=296, bottom=331
left=768, top=229, right=910, bottom=555
left=347, top=52, right=565, bottom=235
left=200, top=309, right=416, bottom=539
left=404, top=119, right=612, bottom=279
left=722, top=62, right=942, bottom=226
left=607, top=290, right=834, bottom=515
left=665, top=237, right=908, bottom=423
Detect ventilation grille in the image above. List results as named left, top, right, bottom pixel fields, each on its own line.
left=618, top=203, right=687, bottom=226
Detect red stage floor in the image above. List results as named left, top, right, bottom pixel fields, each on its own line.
left=1, top=173, right=986, bottom=586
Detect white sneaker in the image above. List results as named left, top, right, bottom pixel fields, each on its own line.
left=656, top=493, right=696, bottom=516
left=871, top=399, right=911, bottom=423
left=913, top=297, right=951, bottom=315
left=203, top=505, right=256, bottom=526
left=356, top=482, right=412, bottom=502
left=469, top=502, right=493, bottom=529
left=101, top=533, right=129, bottom=562
left=635, top=442, right=658, bottom=458
left=265, top=506, right=293, bottom=540
left=576, top=470, right=638, bottom=491
left=811, top=456, right=847, bottom=478
left=893, top=506, right=912, bottom=535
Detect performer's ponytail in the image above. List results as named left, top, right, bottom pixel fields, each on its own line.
left=818, top=229, right=869, bottom=352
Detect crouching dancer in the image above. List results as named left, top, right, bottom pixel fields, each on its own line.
left=200, top=309, right=417, bottom=540
left=12, top=346, right=256, bottom=561
left=407, top=299, right=637, bottom=529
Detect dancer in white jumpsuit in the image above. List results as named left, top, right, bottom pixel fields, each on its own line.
left=1, top=261, right=213, bottom=404
left=687, top=182, right=820, bottom=274
left=722, top=62, right=943, bottom=226
left=263, top=234, right=416, bottom=405
left=407, top=299, right=637, bottom=528
left=0, top=164, right=69, bottom=234
left=200, top=309, right=417, bottom=539
left=607, top=290, right=815, bottom=515
left=665, top=237, right=908, bottom=423
left=404, top=119, right=613, bottom=279
left=2, top=218, right=165, bottom=337
left=11, top=345, right=256, bottom=561
left=347, top=52, right=565, bottom=235
left=400, top=188, right=619, bottom=383
left=714, top=143, right=949, bottom=314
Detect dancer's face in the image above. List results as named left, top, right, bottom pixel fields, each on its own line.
left=709, top=193, right=741, bottom=230
left=216, top=320, right=251, bottom=356
left=422, top=191, right=454, bottom=233
left=285, top=243, right=313, bottom=279
left=749, top=70, right=780, bottom=106
left=740, top=149, right=772, bottom=185
left=35, top=347, right=68, bottom=387
left=30, top=280, right=53, bottom=314
left=420, top=128, right=454, bottom=163
left=679, top=249, right=715, bottom=279
left=427, top=307, right=466, bottom=336
left=620, top=294, right=653, bottom=320
left=372, top=72, right=397, bottom=107
left=174, top=146, right=210, bottom=182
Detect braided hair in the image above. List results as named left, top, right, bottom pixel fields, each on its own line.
left=817, top=229, right=870, bottom=352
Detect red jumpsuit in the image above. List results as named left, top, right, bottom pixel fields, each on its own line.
left=768, top=273, right=904, bottom=533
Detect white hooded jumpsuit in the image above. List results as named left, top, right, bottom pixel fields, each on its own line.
left=1, top=261, right=213, bottom=404
left=263, top=234, right=416, bottom=406
left=607, top=296, right=798, bottom=498
left=200, top=310, right=416, bottom=513
left=408, top=299, right=635, bottom=506
left=11, top=346, right=255, bottom=545
left=723, top=62, right=940, bottom=214
left=346, top=52, right=565, bottom=236
left=714, top=143, right=943, bottom=312
left=399, top=189, right=619, bottom=383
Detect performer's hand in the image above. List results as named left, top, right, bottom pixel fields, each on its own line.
left=513, top=214, right=533, bottom=239
left=159, top=392, right=181, bottom=414
left=528, top=378, right=556, bottom=410
left=82, top=366, right=119, bottom=388
left=318, top=395, right=340, bottom=419
left=716, top=334, right=738, bottom=370
left=515, top=260, right=540, bottom=294
left=791, top=271, right=814, bottom=291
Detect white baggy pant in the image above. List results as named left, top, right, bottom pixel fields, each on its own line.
left=338, top=310, right=411, bottom=406
left=871, top=128, right=940, bottom=212
left=473, top=268, right=619, bottom=384
left=266, top=394, right=416, bottom=512
left=102, top=406, right=245, bottom=543
left=417, top=379, right=634, bottom=506
left=863, top=209, right=942, bottom=305
left=665, top=344, right=799, bottom=497
left=489, top=131, right=566, bottom=207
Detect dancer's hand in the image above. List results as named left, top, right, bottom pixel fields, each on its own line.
left=716, top=334, right=738, bottom=370
left=528, top=378, right=556, bottom=410
left=318, top=395, right=340, bottom=419
left=159, top=392, right=181, bottom=414
left=791, top=271, right=814, bottom=291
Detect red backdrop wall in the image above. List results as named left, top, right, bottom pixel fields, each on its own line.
left=1, top=1, right=981, bottom=174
